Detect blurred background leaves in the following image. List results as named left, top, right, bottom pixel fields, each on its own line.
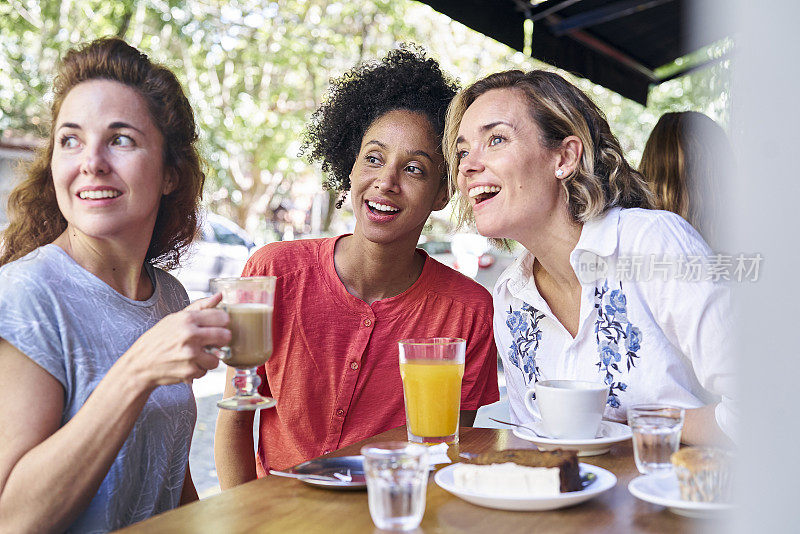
left=0, top=0, right=729, bottom=242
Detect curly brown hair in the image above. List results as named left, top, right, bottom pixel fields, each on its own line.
left=445, top=70, right=654, bottom=230
left=302, top=46, right=458, bottom=207
left=0, top=37, right=203, bottom=269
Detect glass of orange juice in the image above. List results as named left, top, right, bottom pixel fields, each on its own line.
left=398, top=338, right=466, bottom=445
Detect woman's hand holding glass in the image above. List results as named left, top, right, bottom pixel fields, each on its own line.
left=121, top=293, right=231, bottom=388
left=210, top=277, right=277, bottom=411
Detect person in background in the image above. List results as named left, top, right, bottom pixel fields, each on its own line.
left=445, top=70, right=734, bottom=447
left=214, top=47, right=499, bottom=487
left=639, top=111, right=734, bottom=248
left=0, top=38, right=228, bottom=532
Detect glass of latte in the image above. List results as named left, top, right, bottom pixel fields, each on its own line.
left=210, top=276, right=277, bottom=411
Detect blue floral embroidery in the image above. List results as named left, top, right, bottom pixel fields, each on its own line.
left=594, top=281, right=642, bottom=408
left=506, top=303, right=545, bottom=387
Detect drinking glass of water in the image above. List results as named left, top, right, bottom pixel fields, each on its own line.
left=628, top=404, right=685, bottom=476
left=362, top=442, right=429, bottom=531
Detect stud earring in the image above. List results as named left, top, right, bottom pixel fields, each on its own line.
left=555, top=169, right=564, bottom=178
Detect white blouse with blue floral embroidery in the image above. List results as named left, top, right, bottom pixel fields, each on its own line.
left=494, top=207, right=735, bottom=437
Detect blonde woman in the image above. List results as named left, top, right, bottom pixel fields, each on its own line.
left=445, top=70, right=734, bottom=446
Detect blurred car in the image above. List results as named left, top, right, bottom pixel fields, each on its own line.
left=418, top=234, right=495, bottom=279
left=418, top=239, right=456, bottom=269
left=170, top=213, right=256, bottom=301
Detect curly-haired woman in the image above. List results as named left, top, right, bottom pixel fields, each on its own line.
left=214, top=48, right=499, bottom=487
left=0, top=39, right=229, bottom=532
left=446, top=70, right=734, bottom=446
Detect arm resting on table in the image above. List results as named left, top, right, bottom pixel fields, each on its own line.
left=682, top=404, right=734, bottom=448
left=460, top=410, right=477, bottom=427
left=180, top=462, right=199, bottom=504
left=215, top=367, right=258, bottom=490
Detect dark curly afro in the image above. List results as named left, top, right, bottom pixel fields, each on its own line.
left=302, top=45, right=459, bottom=206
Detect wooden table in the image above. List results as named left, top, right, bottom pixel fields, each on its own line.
left=120, top=426, right=704, bottom=533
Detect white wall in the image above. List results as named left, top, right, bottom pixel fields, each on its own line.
left=727, top=1, right=800, bottom=532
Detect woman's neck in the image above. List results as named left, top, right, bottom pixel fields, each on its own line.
left=333, top=234, right=425, bottom=305
left=53, top=228, right=153, bottom=301
left=519, top=208, right=583, bottom=291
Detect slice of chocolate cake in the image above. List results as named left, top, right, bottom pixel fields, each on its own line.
left=466, top=449, right=582, bottom=492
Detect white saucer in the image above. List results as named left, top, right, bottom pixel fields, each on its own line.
left=628, top=473, right=734, bottom=518
left=512, top=420, right=632, bottom=456
left=434, top=462, right=616, bottom=512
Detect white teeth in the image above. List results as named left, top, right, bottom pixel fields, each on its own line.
left=79, top=190, right=121, bottom=200
left=367, top=201, right=399, bottom=212
left=468, top=185, right=501, bottom=198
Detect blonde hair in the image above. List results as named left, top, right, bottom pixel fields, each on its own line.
left=1, top=38, right=203, bottom=268
left=444, top=70, right=654, bottom=230
left=639, top=111, right=732, bottom=247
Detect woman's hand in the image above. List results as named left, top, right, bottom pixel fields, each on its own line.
left=682, top=404, right=734, bottom=448
left=121, top=293, right=231, bottom=390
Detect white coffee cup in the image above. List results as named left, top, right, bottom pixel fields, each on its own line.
left=523, top=380, right=609, bottom=439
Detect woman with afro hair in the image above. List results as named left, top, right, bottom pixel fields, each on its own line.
left=215, top=47, right=499, bottom=487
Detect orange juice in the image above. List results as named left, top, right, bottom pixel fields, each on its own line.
left=399, top=360, right=464, bottom=438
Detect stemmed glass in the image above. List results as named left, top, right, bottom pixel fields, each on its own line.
left=211, top=276, right=277, bottom=411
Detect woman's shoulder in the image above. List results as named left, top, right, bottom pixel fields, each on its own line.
left=616, top=208, right=711, bottom=257
left=0, top=245, right=66, bottom=297
left=244, top=237, right=330, bottom=276
left=617, top=207, right=692, bottom=230
left=150, top=266, right=190, bottom=308
left=0, top=247, right=66, bottom=360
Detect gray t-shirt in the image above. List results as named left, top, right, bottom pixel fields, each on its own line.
left=0, top=244, right=196, bottom=533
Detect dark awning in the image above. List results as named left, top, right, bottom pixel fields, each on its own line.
left=416, top=0, right=729, bottom=105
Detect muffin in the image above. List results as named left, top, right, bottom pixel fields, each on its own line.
left=670, top=447, right=733, bottom=503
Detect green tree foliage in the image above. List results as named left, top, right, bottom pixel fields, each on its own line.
left=0, top=0, right=137, bottom=133
left=0, top=0, right=729, bottom=239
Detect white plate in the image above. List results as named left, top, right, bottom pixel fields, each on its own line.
left=512, top=420, right=632, bottom=456
left=628, top=473, right=734, bottom=518
left=434, top=463, right=616, bottom=512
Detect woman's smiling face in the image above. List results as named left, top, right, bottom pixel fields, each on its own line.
left=350, top=109, right=447, bottom=248
left=50, top=79, right=174, bottom=246
left=455, top=88, right=563, bottom=242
